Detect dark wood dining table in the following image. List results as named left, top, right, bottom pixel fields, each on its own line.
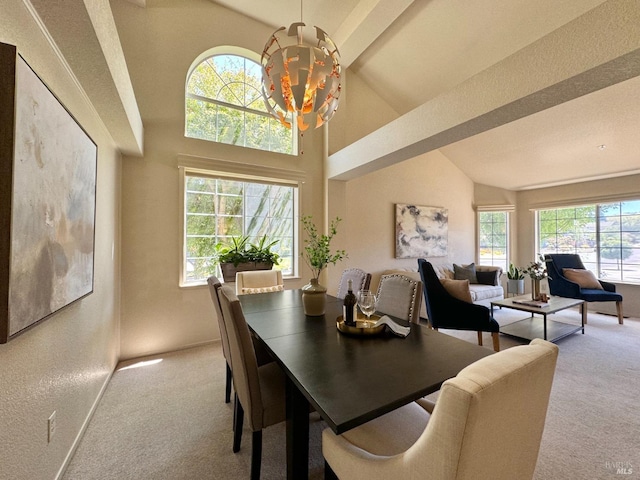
left=239, top=289, right=493, bottom=479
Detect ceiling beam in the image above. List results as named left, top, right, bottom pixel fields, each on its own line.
left=328, top=0, right=640, bottom=181
left=333, top=0, right=415, bottom=68
left=26, top=0, right=143, bottom=156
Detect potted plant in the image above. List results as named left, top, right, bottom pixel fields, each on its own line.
left=216, top=235, right=280, bottom=282
left=507, top=263, right=526, bottom=296
left=300, top=215, right=347, bottom=316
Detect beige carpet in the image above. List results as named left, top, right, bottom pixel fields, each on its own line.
left=62, top=308, right=640, bottom=479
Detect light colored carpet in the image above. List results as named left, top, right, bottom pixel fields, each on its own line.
left=62, top=308, right=640, bottom=480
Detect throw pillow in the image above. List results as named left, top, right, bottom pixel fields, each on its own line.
left=562, top=269, right=603, bottom=290
left=441, top=278, right=473, bottom=303
left=453, top=263, right=477, bottom=284
left=476, top=270, right=497, bottom=286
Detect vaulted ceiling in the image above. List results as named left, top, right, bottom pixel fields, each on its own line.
left=24, top=0, right=640, bottom=191
left=209, top=0, right=640, bottom=190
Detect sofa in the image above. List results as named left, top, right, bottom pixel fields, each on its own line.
left=382, top=263, right=504, bottom=321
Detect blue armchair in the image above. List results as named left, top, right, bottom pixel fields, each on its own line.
left=544, top=254, right=623, bottom=324
left=418, top=259, right=500, bottom=351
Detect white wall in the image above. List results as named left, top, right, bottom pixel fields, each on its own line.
left=0, top=2, right=121, bottom=479
left=111, top=0, right=328, bottom=359
left=327, top=150, right=477, bottom=293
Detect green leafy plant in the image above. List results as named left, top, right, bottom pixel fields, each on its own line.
left=524, top=254, right=550, bottom=280
left=301, top=215, right=347, bottom=279
left=216, top=235, right=280, bottom=267
left=507, top=263, right=525, bottom=280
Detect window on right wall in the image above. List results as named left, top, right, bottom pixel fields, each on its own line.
left=537, top=199, right=640, bottom=284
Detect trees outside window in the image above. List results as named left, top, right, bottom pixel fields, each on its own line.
left=183, top=172, right=297, bottom=284
left=185, top=53, right=295, bottom=155
left=537, top=200, right=640, bottom=283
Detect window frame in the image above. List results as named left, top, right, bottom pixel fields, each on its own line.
left=179, top=164, right=301, bottom=287
left=535, top=199, right=640, bottom=285
left=477, top=207, right=512, bottom=272
left=184, top=47, right=298, bottom=155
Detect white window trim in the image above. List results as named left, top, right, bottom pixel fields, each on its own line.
left=184, top=48, right=298, bottom=155
left=476, top=208, right=511, bottom=270
left=178, top=155, right=304, bottom=287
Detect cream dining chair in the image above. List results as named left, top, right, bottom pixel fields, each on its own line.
left=235, top=269, right=284, bottom=295
left=218, top=285, right=286, bottom=480
left=337, top=268, right=372, bottom=299
left=323, top=339, right=559, bottom=480
left=206, top=276, right=233, bottom=404
left=375, top=273, right=422, bottom=323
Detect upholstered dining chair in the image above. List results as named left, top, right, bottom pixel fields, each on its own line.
left=544, top=253, right=623, bottom=324
left=337, top=268, right=372, bottom=299
left=375, top=273, right=423, bottom=323
left=218, top=285, right=286, bottom=480
left=206, top=276, right=233, bottom=404
left=323, top=338, right=559, bottom=480
left=235, top=269, right=284, bottom=295
left=417, top=259, right=500, bottom=351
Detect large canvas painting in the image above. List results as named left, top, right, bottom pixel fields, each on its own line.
left=395, top=204, right=448, bottom=258
left=0, top=43, right=97, bottom=343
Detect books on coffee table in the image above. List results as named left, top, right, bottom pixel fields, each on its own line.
left=512, top=299, right=550, bottom=308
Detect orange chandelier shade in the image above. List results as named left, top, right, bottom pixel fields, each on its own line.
left=261, top=22, right=341, bottom=131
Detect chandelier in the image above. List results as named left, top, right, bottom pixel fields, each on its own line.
left=260, top=14, right=341, bottom=133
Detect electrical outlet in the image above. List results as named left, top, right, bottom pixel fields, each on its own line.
left=48, top=411, right=56, bottom=443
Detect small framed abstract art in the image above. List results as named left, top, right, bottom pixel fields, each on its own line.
left=0, top=43, right=97, bottom=343
left=395, top=204, right=448, bottom=258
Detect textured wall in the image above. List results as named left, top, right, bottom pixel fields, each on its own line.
left=326, top=150, right=476, bottom=294
left=111, top=0, right=327, bottom=360
left=0, top=2, right=120, bottom=479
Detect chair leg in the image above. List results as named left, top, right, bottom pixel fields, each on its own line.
left=491, top=332, right=500, bottom=352
left=225, top=362, right=232, bottom=404
left=251, top=430, right=262, bottom=480
left=616, top=301, right=624, bottom=324
left=233, top=394, right=244, bottom=453
left=324, top=460, right=339, bottom=480
left=477, top=331, right=483, bottom=346
left=581, top=303, right=588, bottom=325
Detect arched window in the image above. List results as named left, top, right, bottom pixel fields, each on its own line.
left=185, top=49, right=296, bottom=155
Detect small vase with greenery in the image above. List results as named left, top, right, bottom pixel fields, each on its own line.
left=300, top=215, right=347, bottom=316
left=524, top=254, right=550, bottom=300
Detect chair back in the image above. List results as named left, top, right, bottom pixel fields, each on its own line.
left=375, top=274, right=422, bottom=323
left=417, top=259, right=451, bottom=323
left=235, top=270, right=284, bottom=295
left=414, top=339, right=559, bottom=479
left=545, top=253, right=585, bottom=272
left=207, top=276, right=231, bottom=365
left=218, top=285, right=264, bottom=430
left=337, top=268, right=372, bottom=299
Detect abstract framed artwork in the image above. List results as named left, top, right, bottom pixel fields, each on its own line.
left=395, top=204, right=448, bottom=258
left=0, top=43, right=97, bottom=343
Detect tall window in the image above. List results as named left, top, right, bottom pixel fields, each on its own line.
left=182, top=171, right=297, bottom=285
left=478, top=211, right=509, bottom=271
left=538, top=199, right=640, bottom=283
left=185, top=53, right=296, bottom=155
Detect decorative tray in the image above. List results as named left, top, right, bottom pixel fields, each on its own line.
left=336, top=314, right=384, bottom=336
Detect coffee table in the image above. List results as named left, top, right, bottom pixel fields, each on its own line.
left=491, top=295, right=585, bottom=342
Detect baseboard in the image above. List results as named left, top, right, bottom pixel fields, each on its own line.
left=54, top=368, right=115, bottom=480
